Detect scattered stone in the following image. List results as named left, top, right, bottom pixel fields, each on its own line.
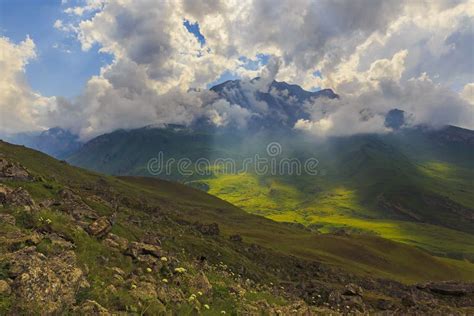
left=43, top=183, right=54, bottom=190
left=191, top=272, right=213, bottom=295
left=0, top=184, right=8, bottom=203
left=110, top=267, right=126, bottom=277
left=332, top=228, right=349, bottom=236
left=7, top=247, right=87, bottom=314
left=106, top=284, right=117, bottom=294
left=0, top=280, right=11, bottom=295
left=47, top=233, right=75, bottom=251
left=143, top=234, right=162, bottom=247
left=229, top=234, right=243, bottom=242
left=229, top=284, right=246, bottom=297
left=156, top=286, right=185, bottom=304
left=377, top=299, right=394, bottom=310
left=328, top=287, right=365, bottom=312
left=38, top=199, right=55, bottom=208
left=57, top=188, right=99, bottom=220
left=417, top=281, right=474, bottom=296
left=78, top=300, right=111, bottom=315
left=103, top=233, right=129, bottom=251
left=125, top=242, right=162, bottom=259
left=194, top=222, right=220, bottom=236
left=0, top=184, right=36, bottom=210
left=113, top=274, right=125, bottom=283
left=401, top=293, right=417, bottom=307
left=343, top=283, right=363, bottom=296
left=0, top=158, right=32, bottom=181
left=0, top=213, right=16, bottom=225
left=2, top=231, right=42, bottom=251
left=130, top=281, right=157, bottom=300
left=86, top=216, right=112, bottom=238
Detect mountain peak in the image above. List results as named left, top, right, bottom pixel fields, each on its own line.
left=211, top=78, right=337, bottom=99
left=209, top=78, right=337, bottom=129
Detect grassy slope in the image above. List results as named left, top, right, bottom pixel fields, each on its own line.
left=4, top=141, right=473, bottom=284
left=203, top=172, right=474, bottom=260
left=199, top=133, right=474, bottom=260
left=67, top=127, right=474, bottom=262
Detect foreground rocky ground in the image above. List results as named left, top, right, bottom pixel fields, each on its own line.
left=0, top=146, right=474, bottom=315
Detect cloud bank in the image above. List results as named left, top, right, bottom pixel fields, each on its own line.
left=0, top=0, right=472, bottom=139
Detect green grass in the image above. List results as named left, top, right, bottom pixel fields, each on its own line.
left=203, top=170, right=474, bottom=262
left=64, top=126, right=474, bottom=263
left=2, top=140, right=474, bottom=286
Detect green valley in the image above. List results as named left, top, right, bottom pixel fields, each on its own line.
left=68, top=126, right=474, bottom=264
left=3, top=140, right=474, bottom=314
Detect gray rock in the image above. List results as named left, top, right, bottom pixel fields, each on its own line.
left=86, top=216, right=112, bottom=238
left=0, top=213, right=16, bottom=225
left=0, top=280, right=11, bottom=295
left=0, top=158, right=32, bottom=181
left=417, top=281, right=474, bottom=296
left=125, top=241, right=162, bottom=259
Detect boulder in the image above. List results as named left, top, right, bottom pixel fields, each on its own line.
left=78, top=300, right=111, bottom=315
left=86, top=216, right=112, bottom=238
left=194, top=222, right=220, bottom=236
left=1, top=230, right=42, bottom=251
left=0, top=280, right=11, bottom=295
left=47, top=233, right=76, bottom=251
left=0, top=184, right=8, bottom=203
left=125, top=242, right=162, bottom=259
left=417, top=281, right=474, bottom=296
left=57, top=188, right=99, bottom=220
left=0, top=184, right=36, bottom=210
left=401, top=293, right=417, bottom=307
left=103, top=233, right=129, bottom=252
left=7, top=247, right=87, bottom=314
left=328, top=287, right=365, bottom=312
left=110, top=267, right=126, bottom=277
left=0, top=158, right=32, bottom=181
left=229, top=234, right=243, bottom=242
left=0, top=213, right=16, bottom=225
left=229, top=284, right=246, bottom=297
left=377, top=299, right=395, bottom=310
left=343, top=283, right=363, bottom=296
left=10, top=187, right=36, bottom=210
left=156, top=286, right=185, bottom=304
left=191, top=272, right=213, bottom=295
left=130, top=281, right=158, bottom=300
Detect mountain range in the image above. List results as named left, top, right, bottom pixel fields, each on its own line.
left=1, top=138, right=474, bottom=314
left=1, top=79, right=474, bottom=313
left=208, top=78, right=338, bottom=129
left=1, top=127, right=82, bottom=159
left=5, top=79, right=474, bottom=262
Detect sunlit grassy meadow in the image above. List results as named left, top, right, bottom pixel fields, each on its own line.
left=202, top=165, right=474, bottom=261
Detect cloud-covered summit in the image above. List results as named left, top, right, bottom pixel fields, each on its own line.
left=0, top=0, right=472, bottom=139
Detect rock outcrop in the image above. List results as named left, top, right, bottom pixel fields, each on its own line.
left=58, top=188, right=99, bottom=220
left=0, top=184, right=36, bottom=211
left=417, top=281, right=474, bottom=296
left=86, top=216, right=113, bottom=238
left=5, top=247, right=88, bottom=314
left=0, top=158, right=32, bottom=181
left=194, top=222, right=220, bottom=236
left=125, top=241, right=162, bottom=260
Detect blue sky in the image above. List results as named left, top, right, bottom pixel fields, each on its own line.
left=0, top=0, right=111, bottom=98
left=0, top=1, right=261, bottom=97
left=183, top=19, right=206, bottom=46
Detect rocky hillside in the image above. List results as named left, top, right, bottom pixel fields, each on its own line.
left=1, top=140, right=474, bottom=314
